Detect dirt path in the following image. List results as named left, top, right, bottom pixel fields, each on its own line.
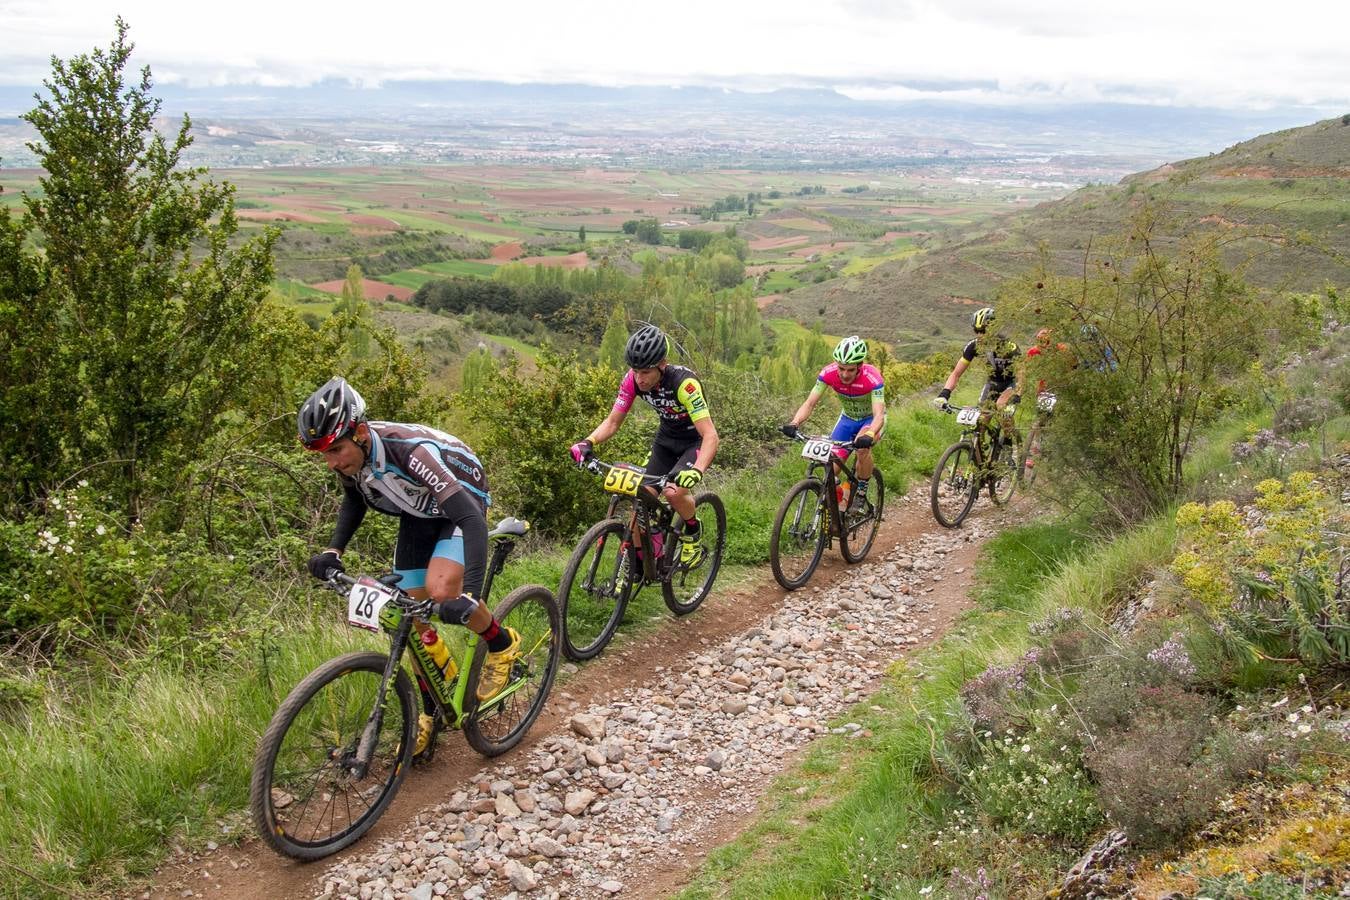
left=138, top=489, right=1011, bottom=900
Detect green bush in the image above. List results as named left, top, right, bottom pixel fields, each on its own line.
left=1173, top=472, right=1347, bottom=669
left=961, top=713, right=1103, bottom=843
left=453, top=349, right=646, bottom=537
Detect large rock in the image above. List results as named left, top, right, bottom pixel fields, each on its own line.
left=504, top=859, right=539, bottom=892
left=570, top=714, right=608, bottom=740
left=564, top=789, right=597, bottom=816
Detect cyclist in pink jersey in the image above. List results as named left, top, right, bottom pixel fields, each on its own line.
left=569, top=325, right=719, bottom=566
left=780, top=335, right=886, bottom=508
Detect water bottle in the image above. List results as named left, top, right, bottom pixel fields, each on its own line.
left=836, top=476, right=851, bottom=508
left=421, top=627, right=457, bottom=681
left=650, top=530, right=665, bottom=561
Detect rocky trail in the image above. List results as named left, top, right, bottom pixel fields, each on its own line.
left=142, top=489, right=1015, bottom=900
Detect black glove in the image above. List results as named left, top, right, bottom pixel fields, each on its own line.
left=854, top=433, right=875, bottom=449
left=937, top=388, right=952, bottom=401
left=1010, top=394, right=1022, bottom=406
left=307, top=550, right=344, bottom=581
left=780, top=423, right=799, bottom=439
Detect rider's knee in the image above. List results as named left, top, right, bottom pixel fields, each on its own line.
left=424, top=568, right=464, bottom=602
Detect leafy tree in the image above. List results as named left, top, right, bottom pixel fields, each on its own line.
left=1002, top=202, right=1309, bottom=522
left=621, top=219, right=639, bottom=235
left=334, top=264, right=375, bottom=358
left=18, top=20, right=277, bottom=522
left=635, top=219, right=663, bottom=245
left=678, top=229, right=715, bottom=251
left=460, top=345, right=496, bottom=393
left=454, top=350, right=645, bottom=536
left=0, top=181, right=61, bottom=512
left=598, top=305, right=628, bottom=369
left=578, top=225, right=587, bottom=243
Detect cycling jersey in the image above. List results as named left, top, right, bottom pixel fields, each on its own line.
left=613, top=364, right=710, bottom=445
left=329, top=422, right=492, bottom=595
left=345, top=422, right=490, bottom=518
left=963, top=338, right=1019, bottom=390
left=810, top=362, right=886, bottom=421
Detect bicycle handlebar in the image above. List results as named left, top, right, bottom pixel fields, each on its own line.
left=785, top=432, right=858, bottom=451
left=322, top=570, right=435, bottom=619
left=584, top=457, right=672, bottom=490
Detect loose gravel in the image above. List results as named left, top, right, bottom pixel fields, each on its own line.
left=316, top=504, right=999, bottom=900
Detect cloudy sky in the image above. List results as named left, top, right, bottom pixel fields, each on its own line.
left=2, top=0, right=1347, bottom=111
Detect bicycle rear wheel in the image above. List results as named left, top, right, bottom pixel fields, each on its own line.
left=464, top=585, right=560, bottom=756
left=988, top=436, right=1018, bottom=506
left=769, top=477, right=828, bottom=590
left=557, top=519, right=635, bottom=661
left=662, top=491, right=726, bottom=615
left=931, top=441, right=979, bottom=528
left=840, top=469, right=885, bottom=563
left=250, top=651, right=416, bottom=860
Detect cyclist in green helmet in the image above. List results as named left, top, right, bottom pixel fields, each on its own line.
left=781, top=335, right=886, bottom=508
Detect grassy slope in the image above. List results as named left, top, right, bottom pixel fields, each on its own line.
left=679, top=400, right=1350, bottom=898
left=777, top=115, right=1350, bottom=351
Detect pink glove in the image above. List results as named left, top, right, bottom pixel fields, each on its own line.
left=569, top=440, right=593, bottom=466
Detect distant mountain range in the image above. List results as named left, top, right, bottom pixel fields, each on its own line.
left=0, top=79, right=1328, bottom=170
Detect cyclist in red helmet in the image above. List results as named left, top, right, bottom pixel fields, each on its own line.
left=298, top=376, right=520, bottom=752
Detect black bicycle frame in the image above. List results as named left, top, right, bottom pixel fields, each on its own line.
left=606, top=488, right=675, bottom=583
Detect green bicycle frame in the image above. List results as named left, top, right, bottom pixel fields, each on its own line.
left=375, top=531, right=527, bottom=731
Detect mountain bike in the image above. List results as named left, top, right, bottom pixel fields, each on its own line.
left=930, top=403, right=1019, bottom=528
left=1019, top=391, right=1056, bottom=488
left=555, top=458, right=726, bottom=661
left=250, top=516, right=560, bottom=860
left=770, top=434, right=886, bottom=590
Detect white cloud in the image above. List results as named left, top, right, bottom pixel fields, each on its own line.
left=0, top=0, right=1346, bottom=110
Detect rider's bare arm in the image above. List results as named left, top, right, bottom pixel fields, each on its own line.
left=586, top=405, right=628, bottom=447
left=943, top=357, right=971, bottom=393
left=691, top=416, right=719, bottom=473
left=789, top=383, right=826, bottom=427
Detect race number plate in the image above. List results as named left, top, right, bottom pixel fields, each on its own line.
left=801, top=439, right=834, bottom=463
left=602, top=466, right=643, bottom=496
left=956, top=407, right=980, bottom=426
left=347, top=577, right=395, bottom=632
left=1037, top=393, right=1058, bottom=413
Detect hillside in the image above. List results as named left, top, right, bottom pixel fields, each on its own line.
left=772, top=115, right=1350, bottom=355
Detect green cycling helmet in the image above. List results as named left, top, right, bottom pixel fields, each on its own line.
left=833, top=335, right=868, bottom=365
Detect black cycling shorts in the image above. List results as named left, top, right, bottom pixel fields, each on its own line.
left=392, top=515, right=463, bottom=590
left=983, top=379, right=1016, bottom=401
left=645, top=439, right=700, bottom=479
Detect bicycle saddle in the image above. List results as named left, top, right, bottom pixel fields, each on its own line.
left=489, top=516, right=530, bottom=539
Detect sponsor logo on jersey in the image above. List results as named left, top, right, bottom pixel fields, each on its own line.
left=408, top=454, right=454, bottom=494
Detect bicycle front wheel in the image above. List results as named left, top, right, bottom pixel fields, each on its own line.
left=662, top=491, right=726, bottom=615
left=770, top=477, right=828, bottom=590
left=250, top=651, right=416, bottom=860
left=1020, top=425, right=1041, bottom=488
left=840, top=469, right=885, bottom=563
left=988, top=436, right=1018, bottom=506
left=931, top=441, right=979, bottom=528
left=464, top=585, right=560, bottom=756
left=557, top=518, right=635, bottom=661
